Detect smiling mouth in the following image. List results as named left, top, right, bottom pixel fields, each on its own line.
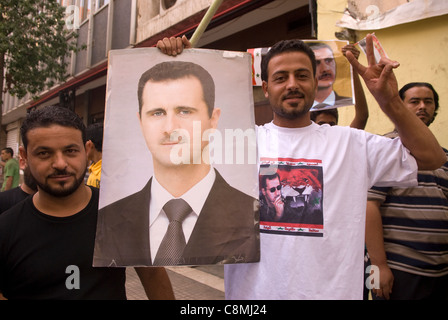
left=283, top=91, right=304, bottom=101
left=48, top=174, right=73, bottom=182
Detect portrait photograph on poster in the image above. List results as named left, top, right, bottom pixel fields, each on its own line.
left=248, top=39, right=355, bottom=112
left=93, top=48, right=260, bottom=267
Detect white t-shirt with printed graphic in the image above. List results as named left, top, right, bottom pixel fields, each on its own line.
left=224, top=121, right=418, bottom=300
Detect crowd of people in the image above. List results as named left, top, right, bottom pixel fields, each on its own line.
left=0, top=33, right=446, bottom=300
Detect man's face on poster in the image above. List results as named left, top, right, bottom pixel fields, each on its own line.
left=139, top=76, right=220, bottom=169
left=262, top=176, right=282, bottom=207
left=313, top=47, right=336, bottom=90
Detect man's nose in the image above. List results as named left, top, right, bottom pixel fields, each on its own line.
left=163, top=112, right=180, bottom=134
left=417, top=101, right=427, bottom=110
left=286, top=74, right=299, bottom=90
left=52, top=152, right=68, bottom=170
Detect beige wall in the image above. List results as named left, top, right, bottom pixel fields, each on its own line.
left=317, top=0, right=448, bottom=148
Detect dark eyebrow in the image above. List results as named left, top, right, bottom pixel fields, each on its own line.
left=409, top=97, right=434, bottom=101
left=272, top=68, right=312, bottom=76
left=65, top=144, right=83, bottom=149
left=32, top=143, right=82, bottom=153
left=144, top=107, right=165, bottom=115
left=175, top=106, right=198, bottom=112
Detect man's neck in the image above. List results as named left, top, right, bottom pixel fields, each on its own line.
left=154, top=163, right=212, bottom=198
left=89, top=151, right=102, bottom=164
left=21, top=183, right=36, bottom=195
left=32, top=185, right=92, bottom=218
left=273, top=114, right=312, bottom=128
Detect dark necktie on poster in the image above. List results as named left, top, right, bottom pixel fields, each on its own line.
left=153, top=199, right=192, bottom=266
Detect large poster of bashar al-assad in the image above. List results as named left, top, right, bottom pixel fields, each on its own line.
left=248, top=40, right=354, bottom=112
left=93, top=48, right=260, bottom=267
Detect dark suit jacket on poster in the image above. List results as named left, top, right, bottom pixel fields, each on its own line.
left=312, top=92, right=353, bottom=110
left=93, top=169, right=260, bottom=267
left=334, top=92, right=353, bottom=108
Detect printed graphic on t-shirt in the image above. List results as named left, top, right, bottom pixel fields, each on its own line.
left=259, top=158, right=323, bottom=237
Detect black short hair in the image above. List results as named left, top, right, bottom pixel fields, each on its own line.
left=310, top=108, right=339, bottom=123
left=137, top=61, right=215, bottom=117
left=261, top=39, right=316, bottom=82
left=21, top=106, right=86, bottom=150
left=1, top=147, right=14, bottom=157
left=260, top=172, right=280, bottom=189
left=86, top=122, right=104, bottom=152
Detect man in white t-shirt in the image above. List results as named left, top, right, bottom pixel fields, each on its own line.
left=157, top=34, right=445, bottom=299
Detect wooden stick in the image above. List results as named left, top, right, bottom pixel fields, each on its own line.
left=189, top=0, right=224, bottom=47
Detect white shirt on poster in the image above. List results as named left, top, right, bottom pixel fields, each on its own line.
left=149, top=167, right=215, bottom=261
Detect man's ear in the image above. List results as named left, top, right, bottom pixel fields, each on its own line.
left=210, top=108, right=221, bottom=130
left=85, top=140, right=94, bottom=154
left=19, top=146, right=27, bottom=166
left=262, top=80, right=269, bottom=99
left=19, top=156, right=26, bottom=170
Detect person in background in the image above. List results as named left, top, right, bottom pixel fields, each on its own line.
left=1, top=147, right=20, bottom=192
left=366, top=82, right=448, bottom=300
left=0, top=156, right=37, bottom=214
left=86, top=122, right=103, bottom=188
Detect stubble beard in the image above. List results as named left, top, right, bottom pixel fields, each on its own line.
left=36, top=169, right=86, bottom=198
left=272, top=102, right=311, bottom=120
left=272, top=89, right=312, bottom=120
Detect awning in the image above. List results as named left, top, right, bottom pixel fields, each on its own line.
left=336, top=0, right=448, bottom=31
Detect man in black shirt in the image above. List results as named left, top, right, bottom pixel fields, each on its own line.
left=0, top=106, right=174, bottom=300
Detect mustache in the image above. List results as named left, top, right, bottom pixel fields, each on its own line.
left=416, top=111, right=430, bottom=117
left=160, top=131, right=189, bottom=144
left=282, top=90, right=305, bottom=100
left=47, top=170, right=75, bottom=178
left=318, top=71, right=333, bottom=80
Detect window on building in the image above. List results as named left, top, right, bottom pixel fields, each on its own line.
left=161, top=0, right=177, bottom=11
left=97, top=0, right=110, bottom=10
left=80, top=0, right=91, bottom=22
